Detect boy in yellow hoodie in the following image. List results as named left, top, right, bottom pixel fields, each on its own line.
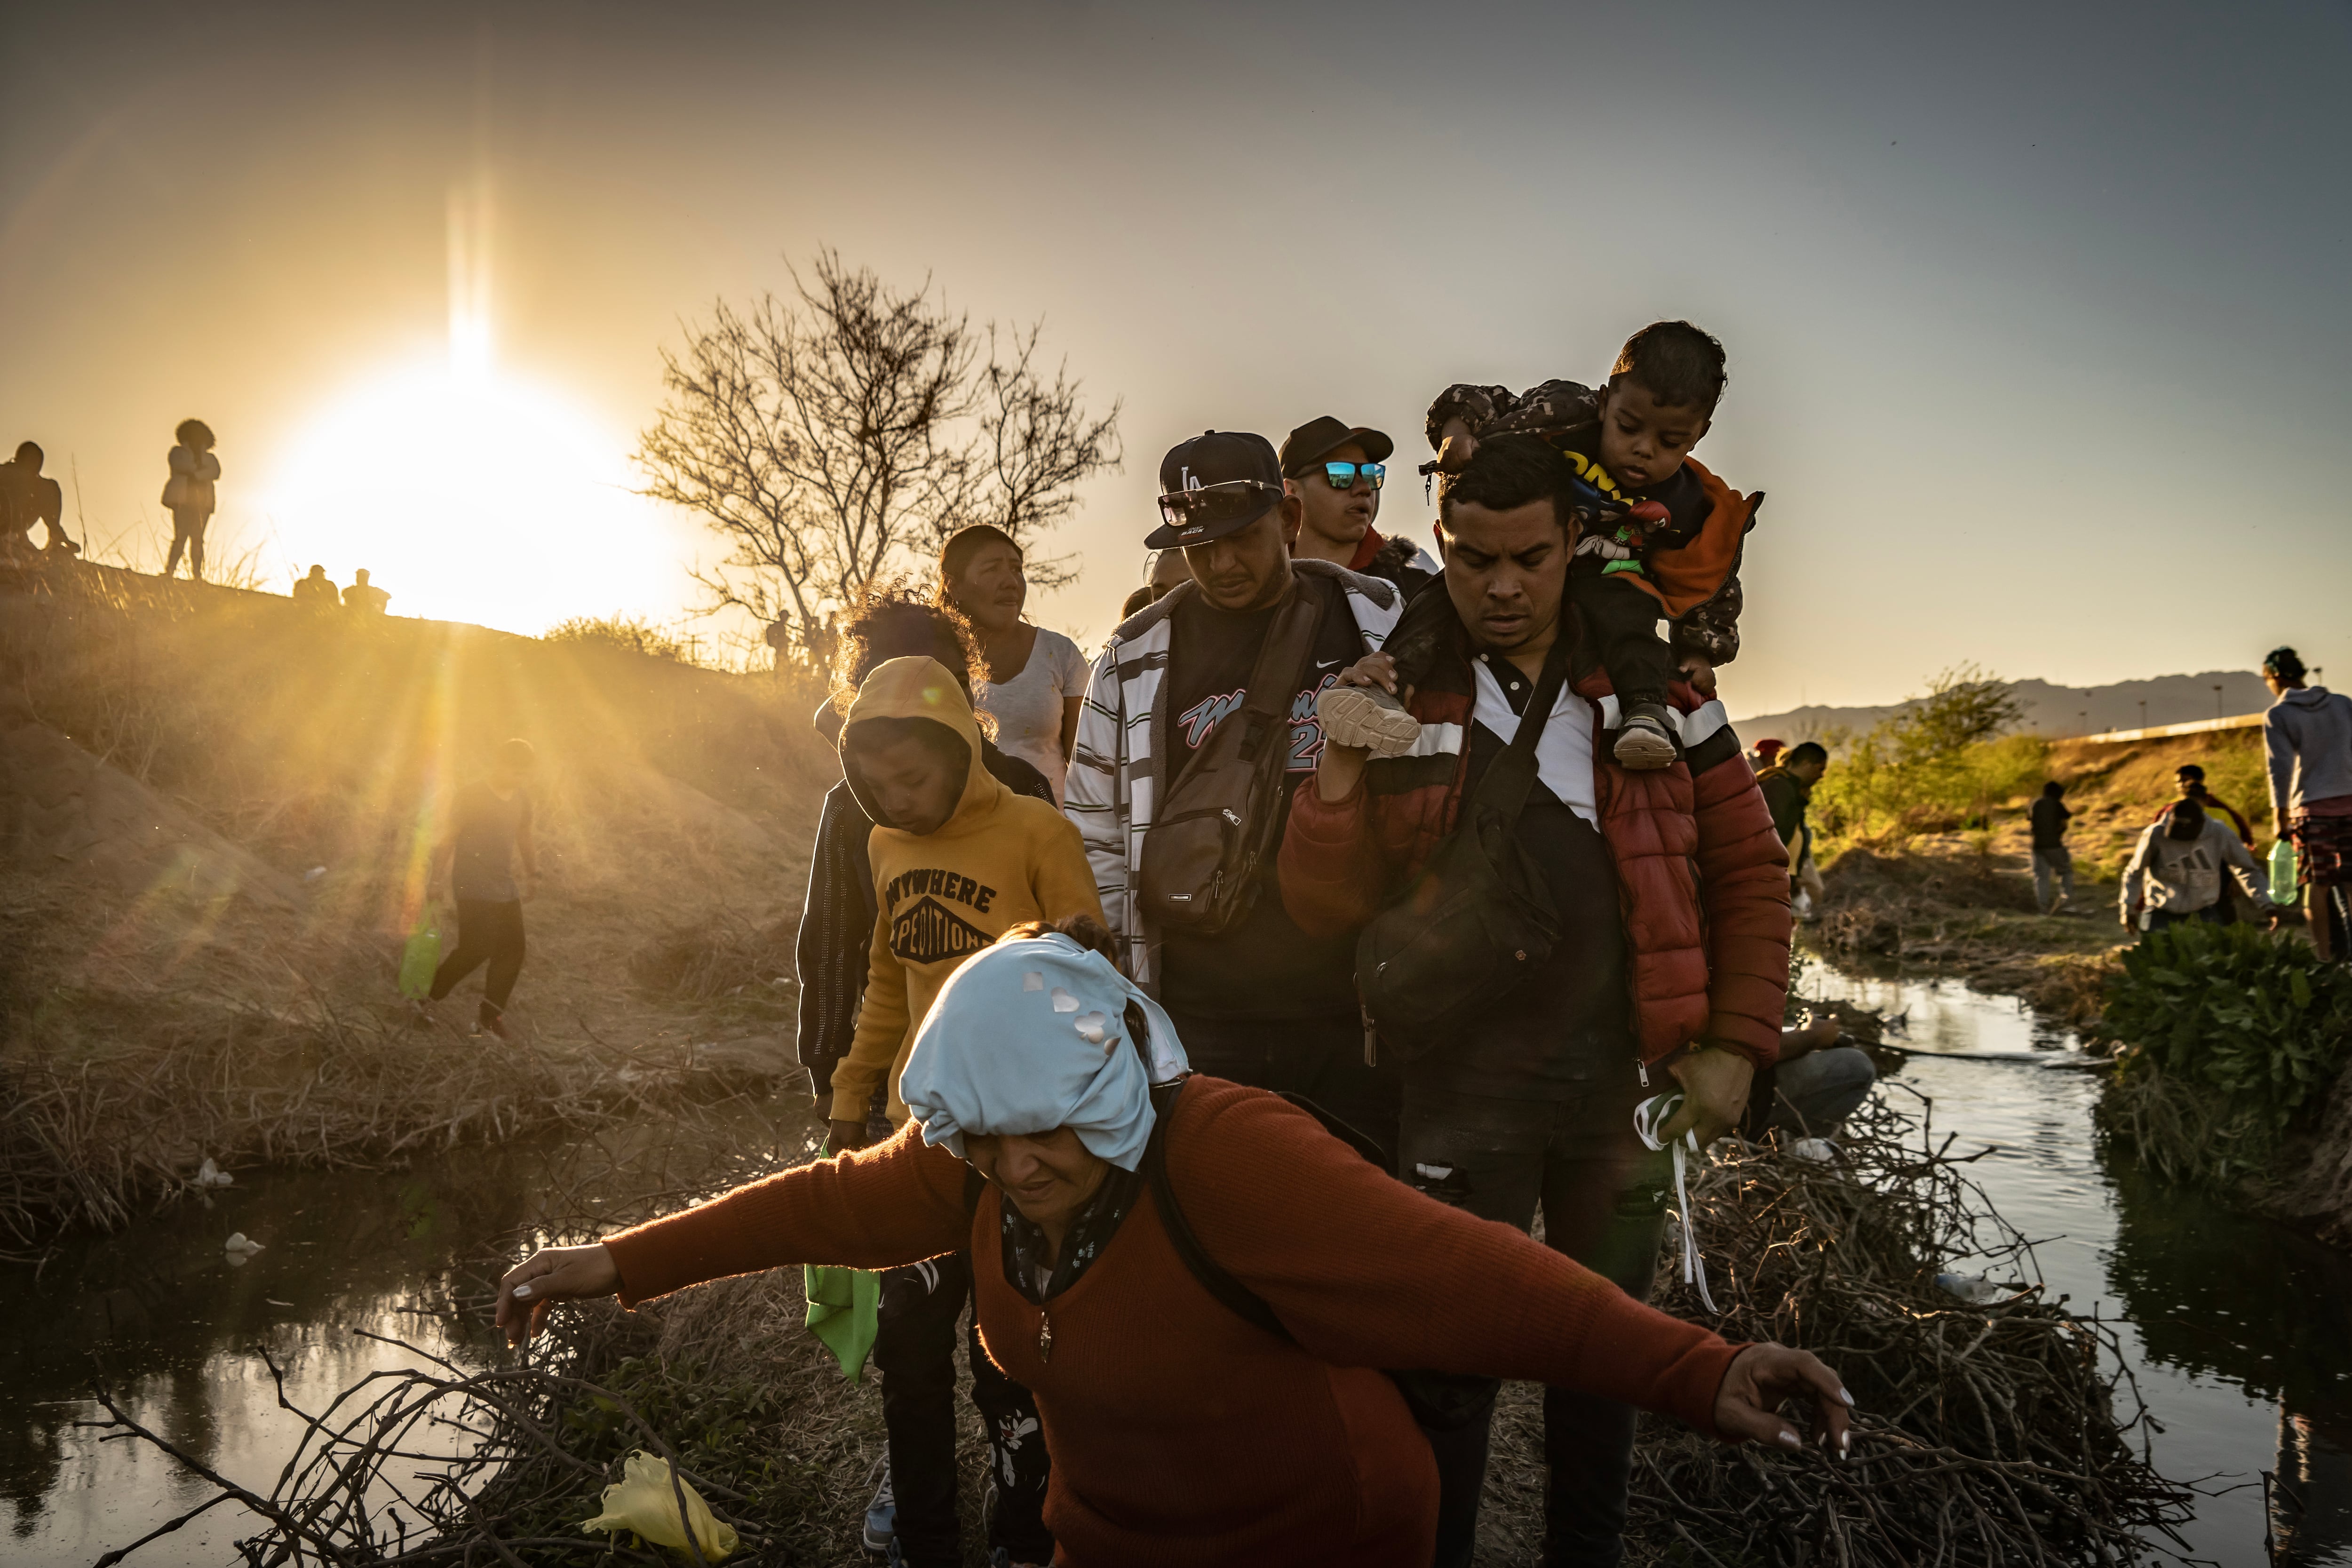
left=826, top=655, right=1100, bottom=1568
left=829, top=655, right=1104, bottom=1141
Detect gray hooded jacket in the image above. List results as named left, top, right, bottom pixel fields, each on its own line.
left=2265, top=685, right=2352, bottom=821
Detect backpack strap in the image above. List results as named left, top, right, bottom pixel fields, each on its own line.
left=963, top=1163, right=986, bottom=1218
left=1143, top=1082, right=1296, bottom=1345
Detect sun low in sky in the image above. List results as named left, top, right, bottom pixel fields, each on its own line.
left=257, top=176, right=692, bottom=635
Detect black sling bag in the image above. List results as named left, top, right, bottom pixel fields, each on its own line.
left=1352, top=635, right=1572, bottom=1061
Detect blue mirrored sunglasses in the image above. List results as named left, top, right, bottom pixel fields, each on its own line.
left=1321, top=461, right=1385, bottom=490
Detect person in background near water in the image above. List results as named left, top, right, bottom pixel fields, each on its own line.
left=291, top=564, right=337, bottom=611
left=1066, top=429, right=1407, bottom=1164
left=1282, top=434, right=1793, bottom=1567
left=1758, top=741, right=1828, bottom=920
left=939, top=525, right=1090, bottom=806
left=1760, top=1011, right=1877, bottom=1140
left=162, top=419, right=220, bottom=580
left=2120, top=796, right=2278, bottom=938
left=1117, top=547, right=1193, bottom=623
left=0, top=441, right=72, bottom=559
left=2029, top=780, right=2075, bottom=915
left=425, top=738, right=538, bottom=1040
left=2263, top=646, right=2352, bottom=962
left=791, top=587, right=1057, bottom=1561
left=492, top=921, right=1852, bottom=1568
left=826, top=654, right=1100, bottom=1568
left=2159, top=764, right=2252, bottom=847
left=343, top=568, right=389, bottom=614
left=1277, top=416, right=1439, bottom=596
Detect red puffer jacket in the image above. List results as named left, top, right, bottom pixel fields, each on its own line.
left=1278, top=646, right=1790, bottom=1069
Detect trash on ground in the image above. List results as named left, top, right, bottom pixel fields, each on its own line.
left=580, top=1449, right=739, bottom=1561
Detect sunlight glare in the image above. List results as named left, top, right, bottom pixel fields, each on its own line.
left=260, top=361, right=690, bottom=636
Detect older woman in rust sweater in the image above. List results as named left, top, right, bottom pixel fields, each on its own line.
left=498, top=926, right=1850, bottom=1567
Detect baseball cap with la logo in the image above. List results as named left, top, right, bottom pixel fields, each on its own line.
left=1145, top=430, right=1286, bottom=549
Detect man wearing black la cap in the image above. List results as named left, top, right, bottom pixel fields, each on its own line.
left=1279, top=416, right=1440, bottom=595
left=1064, top=430, right=1408, bottom=1158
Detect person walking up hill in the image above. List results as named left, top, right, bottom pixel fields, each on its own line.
left=426, top=739, right=539, bottom=1039
left=162, top=419, right=220, bottom=580
left=2263, top=646, right=2352, bottom=961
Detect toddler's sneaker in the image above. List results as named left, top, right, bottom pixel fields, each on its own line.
left=1316, top=684, right=1421, bottom=759
left=1613, top=703, right=1680, bottom=770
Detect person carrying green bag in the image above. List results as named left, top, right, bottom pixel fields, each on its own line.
left=397, top=903, right=445, bottom=1000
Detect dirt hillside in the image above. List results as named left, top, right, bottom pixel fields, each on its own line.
left=0, top=562, right=840, bottom=1246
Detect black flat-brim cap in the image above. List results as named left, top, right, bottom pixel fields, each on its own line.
left=1146, top=430, right=1284, bottom=550
left=1279, top=415, right=1396, bottom=477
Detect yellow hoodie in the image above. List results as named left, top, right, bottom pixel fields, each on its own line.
left=829, top=657, right=1104, bottom=1124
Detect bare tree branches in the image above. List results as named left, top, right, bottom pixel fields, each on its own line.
left=636, top=250, right=1122, bottom=668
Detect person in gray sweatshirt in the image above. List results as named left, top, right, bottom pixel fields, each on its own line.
left=2120, top=798, right=2277, bottom=937
left=2263, top=646, right=2352, bottom=961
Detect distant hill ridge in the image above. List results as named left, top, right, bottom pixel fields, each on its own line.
left=1730, top=670, right=2283, bottom=744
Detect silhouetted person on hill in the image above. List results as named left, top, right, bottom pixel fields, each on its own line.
left=2029, top=781, right=2074, bottom=915
left=291, top=564, right=337, bottom=610
left=343, top=568, right=389, bottom=614
left=163, top=419, right=220, bottom=580
left=426, top=739, right=539, bottom=1040
left=1, top=441, right=73, bottom=560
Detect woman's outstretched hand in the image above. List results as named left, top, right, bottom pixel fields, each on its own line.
left=496, top=1242, right=620, bottom=1348
left=1712, top=1343, right=1852, bottom=1458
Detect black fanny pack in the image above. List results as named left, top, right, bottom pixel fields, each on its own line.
left=1353, top=637, right=1571, bottom=1062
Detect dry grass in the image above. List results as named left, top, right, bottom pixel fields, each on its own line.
left=0, top=558, right=834, bottom=1249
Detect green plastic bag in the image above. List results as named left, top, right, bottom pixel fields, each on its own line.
left=2272, top=838, right=2301, bottom=906
left=398, top=904, right=445, bottom=999
left=804, top=1265, right=880, bottom=1382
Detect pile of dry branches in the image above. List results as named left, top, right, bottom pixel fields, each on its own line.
left=1613, top=1086, right=2191, bottom=1566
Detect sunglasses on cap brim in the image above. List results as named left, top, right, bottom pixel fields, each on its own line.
left=1318, top=461, right=1385, bottom=490
left=1156, top=479, right=1283, bottom=533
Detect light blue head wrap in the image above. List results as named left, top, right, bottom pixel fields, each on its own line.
left=897, top=934, right=1190, bottom=1172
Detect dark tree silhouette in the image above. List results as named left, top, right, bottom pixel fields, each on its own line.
left=636, top=250, right=1120, bottom=669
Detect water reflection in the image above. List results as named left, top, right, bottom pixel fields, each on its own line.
left=1803, top=962, right=2352, bottom=1566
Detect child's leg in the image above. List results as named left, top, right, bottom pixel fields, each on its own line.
left=1569, top=569, right=1676, bottom=710
left=1568, top=569, right=1680, bottom=769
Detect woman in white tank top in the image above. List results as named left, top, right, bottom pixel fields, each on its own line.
left=940, top=525, right=1089, bottom=804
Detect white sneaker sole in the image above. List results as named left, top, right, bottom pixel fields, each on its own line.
left=1613, top=725, right=1679, bottom=770
left=1317, top=686, right=1422, bottom=759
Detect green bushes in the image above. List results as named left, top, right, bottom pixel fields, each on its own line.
left=1811, top=666, right=2042, bottom=842
left=2097, top=920, right=2352, bottom=1185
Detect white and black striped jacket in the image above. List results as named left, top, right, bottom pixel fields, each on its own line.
left=1062, top=560, right=1403, bottom=993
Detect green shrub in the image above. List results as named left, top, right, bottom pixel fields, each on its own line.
left=543, top=614, right=686, bottom=661
left=2104, top=920, right=2352, bottom=1136
left=1812, top=667, right=2042, bottom=841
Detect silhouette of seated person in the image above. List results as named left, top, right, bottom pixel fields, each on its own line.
left=292, top=564, right=337, bottom=610
left=342, top=568, right=391, bottom=615
left=0, top=442, right=72, bottom=560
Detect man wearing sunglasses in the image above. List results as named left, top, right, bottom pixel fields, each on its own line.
left=1066, top=429, right=1407, bottom=1160
left=1279, top=416, right=1439, bottom=595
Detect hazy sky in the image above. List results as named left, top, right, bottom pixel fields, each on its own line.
left=6, top=0, right=2347, bottom=717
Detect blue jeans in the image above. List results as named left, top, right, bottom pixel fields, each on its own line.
left=2144, top=903, right=2227, bottom=938
left=1766, top=1047, right=1878, bottom=1137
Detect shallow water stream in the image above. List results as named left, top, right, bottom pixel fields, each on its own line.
left=9, top=965, right=2352, bottom=1565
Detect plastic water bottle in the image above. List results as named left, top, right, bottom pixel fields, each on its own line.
left=2271, top=838, right=2299, bottom=905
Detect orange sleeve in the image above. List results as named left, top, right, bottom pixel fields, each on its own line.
left=1637, top=457, right=1753, bottom=619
